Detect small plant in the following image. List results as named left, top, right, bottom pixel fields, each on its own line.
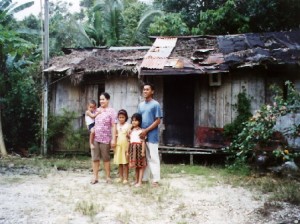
left=75, top=200, right=98, bottom=217
left=47, top=109, right=87, bottom=151
left=224, top=88, right=252, bottom=139
left=273, top=147, right=300, bottom=162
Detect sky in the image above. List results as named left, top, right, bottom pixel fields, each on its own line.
left=13, top=0, right=154, bottom=20
left=13, top=0, right=80, bottom=20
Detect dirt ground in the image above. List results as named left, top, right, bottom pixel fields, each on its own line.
left=0, top=164, right=300, bottom=224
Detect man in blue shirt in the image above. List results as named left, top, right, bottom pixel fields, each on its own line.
left=138, top=83, right=163, bottom=187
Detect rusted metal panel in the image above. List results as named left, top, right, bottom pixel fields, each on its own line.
left=144, top=46, right=174, bottom=58
left=141, top=37, right=178, bottom=69
left=140, top=58, right=168, bottom=69
left=195, top=127, right=230, bottom=149
left=153, top=37, right=177, bottom=47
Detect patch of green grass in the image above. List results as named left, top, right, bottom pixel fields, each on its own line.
left=161, top=164, right=223, bottom=176
left=269, top=180, right=300, bottom=205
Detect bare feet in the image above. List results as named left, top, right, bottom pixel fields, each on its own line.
left=106, top=178, right=112, bottom=184
left=90, top=179, right=98, bottom=184
left=152, top=182, right=159, bottom=187
left=135, top=183, right=142, bottom=187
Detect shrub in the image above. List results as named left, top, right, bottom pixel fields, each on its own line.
left=226, top=81, right=300, bottom=165
left=224, top=88, right=252, bottom=139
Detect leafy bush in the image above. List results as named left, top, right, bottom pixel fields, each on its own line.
left=1, top=65, right=41, bottom=151
left=47, top=109, right=87, bottom=152
left=226, top=81, right=300, bottom=165
left=224, top=88, right=252, bottom=139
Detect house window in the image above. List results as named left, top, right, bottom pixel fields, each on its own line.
left=209, top=73, right=221, bottom=86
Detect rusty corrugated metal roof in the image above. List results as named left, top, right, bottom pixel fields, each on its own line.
left=141, top=37, right=178, bottom=69
left=152, top=37, right=177, bottom=47
left=140, top=58, right=168, bottom=69
left=144, top=46, right=174, bottom=58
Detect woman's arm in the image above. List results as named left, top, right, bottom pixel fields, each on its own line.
left=110, top=122, right=116, bottom=148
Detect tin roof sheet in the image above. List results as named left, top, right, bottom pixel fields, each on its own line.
left=144, top=46, right=174, bottom=58
left=141, top=37, right=178, bottom=69
left=140, top=58, right=168, bottom=69
left=153, top=37, right=177, bottom=47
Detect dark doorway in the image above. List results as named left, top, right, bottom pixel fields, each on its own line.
left=163, top=76, right=194, bottom=147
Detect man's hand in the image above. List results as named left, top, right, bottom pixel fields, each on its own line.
left=139, top=129, right=147, bottom=139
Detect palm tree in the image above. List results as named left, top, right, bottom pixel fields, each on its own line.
left=76, top=0, right=163, bottom=47
left=133, top=9, right=163, bottom=44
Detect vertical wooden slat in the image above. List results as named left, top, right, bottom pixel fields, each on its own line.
left=199, top=76, right=209, bottom=127
left=208, top=86, right=217, bottom=127
left=223, top=73, right=232, bottom=126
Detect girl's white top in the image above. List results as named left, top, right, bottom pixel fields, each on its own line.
left=130, top=128, right=143, bottom=143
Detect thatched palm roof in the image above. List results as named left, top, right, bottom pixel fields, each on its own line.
left=45, top=29, right=300, bottom=83
left=45, top=47, right=149, bottom=84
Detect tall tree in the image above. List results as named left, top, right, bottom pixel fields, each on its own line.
left=77, top=0, right=163, bottom=46
left=148, top=13, right=189, bottom=36
left=153, top=0, right=226, bottom=29
left=193, top=0, right=300, bottom=35
left=0, top=0, right=34, bottom=156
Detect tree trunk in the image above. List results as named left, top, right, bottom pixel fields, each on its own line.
left=0, top=109, right=7, bottom=156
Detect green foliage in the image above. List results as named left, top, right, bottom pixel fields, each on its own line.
left=0, top=0, right=40, bottom=154
left=192, top=0, right=300, bottom=35
left=49, top=1, right=86, bottom=55
left=225, top=157, right=251, bottom=176
left=48, top=110, right=87, bottom=151
left=78, top=0, right=163, bottom=47
left=1, top=65, right=41, bottom=150
left=134, top=9, right=163, bottom=43
left=224, top=89, right=252, bottom=139
left=193, top=0, right=250, bottom=35
left=120, top=1, right=150, bottom=45
left=153, top=0, right=226, bottom=29
left=244, top=0, right=300, bottom=32
left=148, top=13, right=190, bottom=36
left=273, top=148, right=300, bottom=163
left=226, top=81, right=300, bottom=164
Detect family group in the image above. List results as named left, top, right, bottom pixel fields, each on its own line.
left=84, top=83, right=162, bottom=188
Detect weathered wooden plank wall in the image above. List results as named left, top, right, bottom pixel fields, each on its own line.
left=52, top=79, right=84, bottom=131
left=106, top=76, right=141, bottom=118
left=195, top=71, right=267, bottom=130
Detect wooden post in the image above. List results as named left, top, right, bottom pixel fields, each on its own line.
left=41, top=0, right=49, bottom=155
left=190, top=154, right=193, bottom=165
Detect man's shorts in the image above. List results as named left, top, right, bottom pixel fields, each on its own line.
left=92, top=142, right=111, bottom=162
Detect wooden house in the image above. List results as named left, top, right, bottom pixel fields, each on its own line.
left=46, top=30, right=300, bottom=155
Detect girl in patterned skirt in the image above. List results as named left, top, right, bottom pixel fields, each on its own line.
left=127, top=113, right=147, bottom=187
